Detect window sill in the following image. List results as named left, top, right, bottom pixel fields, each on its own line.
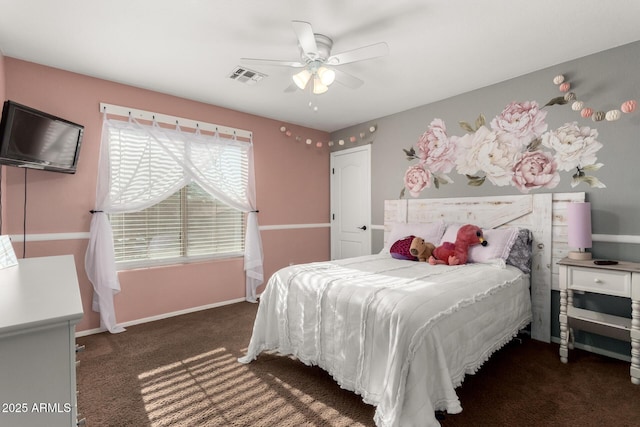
left=115, top=252, right=244, bottom=272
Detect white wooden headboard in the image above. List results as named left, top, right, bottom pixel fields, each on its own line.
left=384, top=192, right=585, bottom=343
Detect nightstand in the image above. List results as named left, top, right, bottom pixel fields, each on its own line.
left=558, top=257, right=640, bottom=384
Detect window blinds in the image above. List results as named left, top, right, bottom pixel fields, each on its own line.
left=110, top=184, right=245, bottom=264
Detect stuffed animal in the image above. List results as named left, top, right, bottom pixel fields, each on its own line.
left=429, top=224, right=488, bottom=266
left=390, top=235, right=418, bottom=261
left=409, top=237, right=436, bottom=262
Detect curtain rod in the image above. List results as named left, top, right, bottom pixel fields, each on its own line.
left=99, top=102, right=252, bottom=140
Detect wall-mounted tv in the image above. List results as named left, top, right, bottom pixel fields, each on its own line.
left=0, top=100, right=84, bottom=174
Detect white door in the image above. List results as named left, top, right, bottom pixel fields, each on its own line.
left=330, top=145, right=371, bottom=260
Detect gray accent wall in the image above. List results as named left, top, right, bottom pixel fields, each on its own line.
left=331, top=41, right=640, bottom=261
left=330, top=41, right=640, bottom=358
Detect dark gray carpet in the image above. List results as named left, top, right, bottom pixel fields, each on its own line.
left=76, top=302, right=640, bottom=426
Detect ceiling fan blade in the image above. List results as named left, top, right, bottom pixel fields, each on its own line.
left=241, top=58, right=305, bottom=68
left=284, top=82, right=299, bottom=93
left=327, top=42, right=389, bottom=66
left=292, top=20, right=319, bottom=60
left=333, top=68, right=364, bottom=89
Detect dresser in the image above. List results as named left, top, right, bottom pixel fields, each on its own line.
left=558, top=257, right=640, bottom=384
left=0, top=255, right=84, bottom=426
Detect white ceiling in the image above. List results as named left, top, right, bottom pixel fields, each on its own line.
left=1, top=0, right=640, bottom=132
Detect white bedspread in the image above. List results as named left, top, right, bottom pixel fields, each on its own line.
left=239, top=254, right=531, bottom=427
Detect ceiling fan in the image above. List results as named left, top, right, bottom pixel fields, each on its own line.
left=241, top=21, right=389, bottom=94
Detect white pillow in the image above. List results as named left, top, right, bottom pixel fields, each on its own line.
left=439, top=223, right=463, bottom=245
left=438, top=224, right=519, bottom=264
left=382, top=221, right=446, bottom=254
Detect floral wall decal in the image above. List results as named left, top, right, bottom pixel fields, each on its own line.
left=401, top=90, right=608, bottom=198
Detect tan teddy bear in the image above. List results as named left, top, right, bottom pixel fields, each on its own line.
left=409, top=237, right=436, bottom=262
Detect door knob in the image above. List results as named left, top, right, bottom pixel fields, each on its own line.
left=358, top=225, right=367, bottom=230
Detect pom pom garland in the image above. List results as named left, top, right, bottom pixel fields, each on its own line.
left=278, top=124, right=378, bottom=149
left=580, top=108, right=594, bottom=118
left=605, top=110, right=621, bottom=121
left=621, top=100, right=637, bottom=113
left=553, top=73, right=636, bottom=123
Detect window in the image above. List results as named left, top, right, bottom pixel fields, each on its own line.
left=110, top=183, right=245, bottom=267
left=87, top=111, right=262, bottom=332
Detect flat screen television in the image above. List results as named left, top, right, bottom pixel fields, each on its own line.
left=0, top=100, right=84, bottom=174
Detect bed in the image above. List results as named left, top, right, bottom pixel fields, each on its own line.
left=239, top=193, right=583, bottom=427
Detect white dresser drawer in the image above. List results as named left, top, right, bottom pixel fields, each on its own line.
left=568, top=266, right=631, bottom=297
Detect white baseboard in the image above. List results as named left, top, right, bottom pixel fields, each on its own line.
left=550, top=336, right=631, bottom=362
left=75, top=297, right=250, bottom=337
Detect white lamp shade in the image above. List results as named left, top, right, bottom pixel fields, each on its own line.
left=312, top=76, right=328, bottom=94
left=317, top=66, right=336, bottom=86
left=568, top=202, right=592, bottom=250
left=292, top=69, right=312, bottom=89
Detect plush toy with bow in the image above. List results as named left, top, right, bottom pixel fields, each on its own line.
left=429, top=224, right=487, bottom=266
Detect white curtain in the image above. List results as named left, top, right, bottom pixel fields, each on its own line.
left=85, top=115, right=263, bottom=333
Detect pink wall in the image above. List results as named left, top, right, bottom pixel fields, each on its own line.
left=0, top=52, right=5, bottom=104
left=3, top=58, right=330, bottom=332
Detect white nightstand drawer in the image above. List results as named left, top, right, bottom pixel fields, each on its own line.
left=568, top=267, right=631, bottom=297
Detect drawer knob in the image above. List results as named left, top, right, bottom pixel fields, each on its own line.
left=594, top=278, right=603, bottom=284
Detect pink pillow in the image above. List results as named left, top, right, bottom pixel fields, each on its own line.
left=390, top=235, right=418, bottom=261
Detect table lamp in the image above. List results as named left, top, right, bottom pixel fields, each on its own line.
left=567, top=202, right=592, bottom=260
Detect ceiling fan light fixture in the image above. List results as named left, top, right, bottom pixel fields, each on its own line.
left=312, top=76, right=329, bottom=94
left=293, top=68, right=312, bottom=89
left=317, top=66, right=336, bottom=86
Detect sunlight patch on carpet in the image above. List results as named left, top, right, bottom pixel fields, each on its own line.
left=136, top=347, right=367, bottom=426
left=138, top=347, right=261, bottom=426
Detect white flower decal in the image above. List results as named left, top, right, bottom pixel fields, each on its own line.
left=541, top=122, right=602, bottom=171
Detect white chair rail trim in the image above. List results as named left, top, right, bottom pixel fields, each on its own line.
left=8, top=224, right=332, bottom=242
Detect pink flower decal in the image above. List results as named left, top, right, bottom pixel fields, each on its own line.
left=490, top=101, right=548, bottom=149
left=416, top=119, right=457, bottom=174
left=512, top=150, right=560, bottom=193
left=404, top=164, right=431, bottom=197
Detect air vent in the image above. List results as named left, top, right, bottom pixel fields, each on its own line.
left=228, top=66, right=266, bottom=85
